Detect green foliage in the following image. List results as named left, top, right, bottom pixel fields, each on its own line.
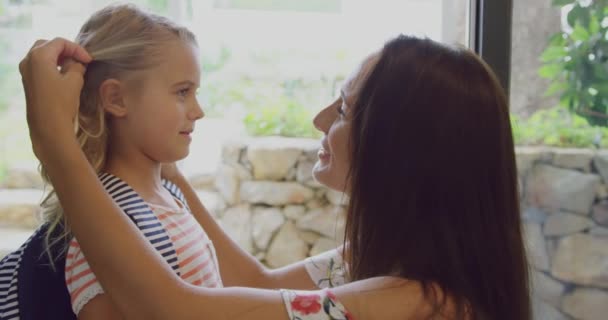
left=511, top=106, right=608, bottom=148
left=214, top=0, right=341, bottom=13
left=0, top=37, right=14, bottom=114
left=243, top=96, right=319, bottom=138
left=145, top=0, right=169, bottom=14
left=200, top=77, right=321, bottom=138
left=540, top=0, right=608, bottom=126
left=0, top=162, right=6, bottom=185
left=198, top=46, right=342, bottom=138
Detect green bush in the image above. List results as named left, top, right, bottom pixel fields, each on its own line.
left=0, top=162, right=6, bottom=185
left=0, top=64, right=19, bottom=113
left=243, top=96, right=319, bottom=138
left=0, top=33, right=22, bottom=113
left=198, top=46, right=342, bottom=138
left=214, top=0, right=341, bottom=13
left=511, top=106, right=608, bottom=148
left=539, top=0, right=608, bottom=126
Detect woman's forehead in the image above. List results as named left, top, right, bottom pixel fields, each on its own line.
left=342, top=52, right=380, bottom=98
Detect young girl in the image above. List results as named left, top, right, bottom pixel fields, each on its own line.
left=1, top=4, right=348, bottom=320
left=1, top=4, right=219, bottom=319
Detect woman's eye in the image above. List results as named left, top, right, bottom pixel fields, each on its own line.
left=337, top=103, right=346, bottom=116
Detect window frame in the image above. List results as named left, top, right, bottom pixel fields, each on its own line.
left=469, top=0, right=513, bottom=98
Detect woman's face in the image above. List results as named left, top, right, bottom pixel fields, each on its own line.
left=312, top=54, right=379, bottom=193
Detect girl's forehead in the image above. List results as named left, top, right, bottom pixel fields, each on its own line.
left=150, top=42, right=201, bottom=84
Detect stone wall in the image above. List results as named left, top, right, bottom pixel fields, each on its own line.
left=518, top=147, right=608, bottom=320
left=2, top=139, right=608, bottom=319
left=202, top=137, right=348, bottom=268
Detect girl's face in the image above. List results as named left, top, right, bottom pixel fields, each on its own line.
left=312, top=54, right=379, bottom=193
left=116, top=40, right=204, bottom=164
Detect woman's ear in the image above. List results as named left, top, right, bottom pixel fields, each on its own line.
left=99, top=79, right=128, bottom=117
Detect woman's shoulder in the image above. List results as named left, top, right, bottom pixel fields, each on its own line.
left=331, top=276, right=461, bottom=320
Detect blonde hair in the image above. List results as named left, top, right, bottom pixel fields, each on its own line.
left=40, top=3, right=197, bottom=263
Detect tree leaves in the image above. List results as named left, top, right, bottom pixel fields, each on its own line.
left=541, top=0, right=608, bottom=126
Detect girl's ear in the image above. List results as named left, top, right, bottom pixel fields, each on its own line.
left=99, top=79, right=128, bottom=117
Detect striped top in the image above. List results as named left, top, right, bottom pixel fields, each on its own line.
left=65, top=200, right=223, bottom=315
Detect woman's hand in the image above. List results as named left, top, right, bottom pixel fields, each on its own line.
left=19, top=37, right=91, bottom=163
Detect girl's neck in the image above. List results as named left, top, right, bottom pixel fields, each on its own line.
left=103, top=149, right=177, bottom=209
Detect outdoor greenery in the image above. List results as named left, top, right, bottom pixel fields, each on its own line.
left=539, top=0, right=608, bottom=126
left=0, top=42, right=19, bottom=115
left=2, top=0, right=608, bottom=157
left=243, top=96, right=320, bottom=138
left=214, top=0, right=341, bottom=13
left=511, top=106, right=608, bottom=148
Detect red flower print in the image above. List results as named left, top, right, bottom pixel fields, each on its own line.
left=326, top=290, right=337, bottom=300
left=291, top=294, right=322, bottom=315
left=344, top=310, right=355, bottom=320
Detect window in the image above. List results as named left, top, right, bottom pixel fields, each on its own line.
left=498, top=0, right=608, bottom=318
left=0, top=0, right=468, bottom=176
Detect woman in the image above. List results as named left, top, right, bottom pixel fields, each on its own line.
left=18, top=34, right=530, bottom=320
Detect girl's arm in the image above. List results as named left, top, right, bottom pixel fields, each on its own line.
left=166, top=170, right=319, bottom=290
left=79, top=295, right=125, bottom=320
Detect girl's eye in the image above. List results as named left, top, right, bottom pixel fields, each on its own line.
left=177, top=88, right=190, bottom=97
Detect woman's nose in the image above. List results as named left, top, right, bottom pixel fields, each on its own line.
left=313, top=103, right=335, bottom=133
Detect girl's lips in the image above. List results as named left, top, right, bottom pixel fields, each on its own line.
left=179, top=131, right=192, bottom=141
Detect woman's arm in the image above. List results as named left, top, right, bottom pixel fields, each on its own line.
left=166, top=170, right=318, bottom=290
left=20, top=38, right=427, bottom=320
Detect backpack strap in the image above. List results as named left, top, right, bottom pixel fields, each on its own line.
left=161, top=179, right=190, bottom=211
left=0, top=227, right=36, bottom=320
left=1, top=173, right=186, bottom=320
left=16, top=224, right=76, bottom=320
left=99, top=173, right=180, bottom=273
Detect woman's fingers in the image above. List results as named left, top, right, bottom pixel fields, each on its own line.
left=20, top=38, right=90, bottom=162
left=20, top=38, right=91, bottom=75
left=61, top=58, right=87, bottom=90
left=39, top=37, right=92, bottom=64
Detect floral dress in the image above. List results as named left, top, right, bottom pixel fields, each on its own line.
left=304, top=248, right=348, bottom=289
left=280, top=289, right=354, bottom=320
left=280, top=248, right=354, bottom=320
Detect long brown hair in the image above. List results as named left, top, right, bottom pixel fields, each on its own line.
left=344, top=35, right=530, bottom=320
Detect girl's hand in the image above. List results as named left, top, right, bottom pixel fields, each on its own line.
left=19, top=37, right=92, bottom=162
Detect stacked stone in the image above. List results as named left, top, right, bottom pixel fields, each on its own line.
left=3, top=141, right=608, bottom=319
left=204, top=137, right=348, bottom=268
left=520, top=147, right=608, bottom=320
left=0, top=166, right=44, bottom=258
